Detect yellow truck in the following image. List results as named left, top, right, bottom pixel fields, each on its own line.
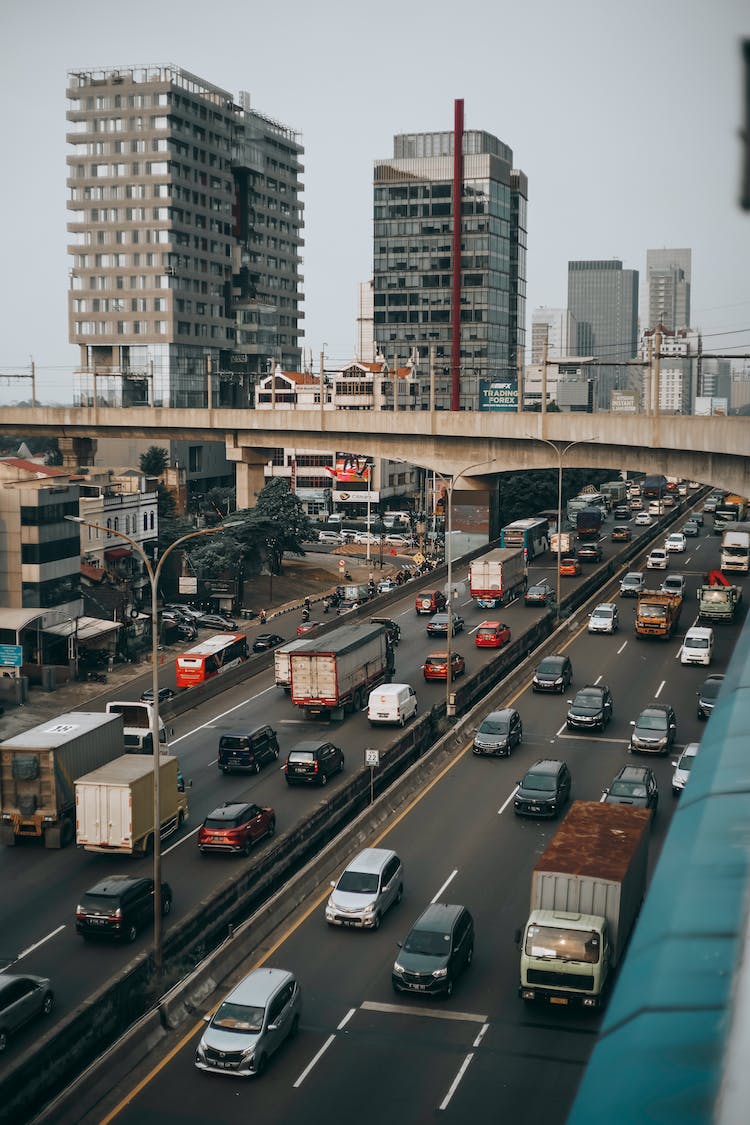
left=635, top=590, right=682, bottom=639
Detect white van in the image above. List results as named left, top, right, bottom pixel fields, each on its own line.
left=367, top=683, right=418, bottom=726
left=681, top=626, right=714, bottom=666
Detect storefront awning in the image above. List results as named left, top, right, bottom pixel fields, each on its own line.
left=104, top=547, right=132, bottom=560
left=44, top=616, right=123, bottom=642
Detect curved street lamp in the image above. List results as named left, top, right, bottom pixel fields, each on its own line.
left=66, top=514, right=243, bottom=973
left=525, top=437, right=596, bottom=620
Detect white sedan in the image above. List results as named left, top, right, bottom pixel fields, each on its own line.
left=665, top=532, right=687, bottom=553
left=634, top=512, right=653, bottom=526
left=646, top=548, right=669, bottom=569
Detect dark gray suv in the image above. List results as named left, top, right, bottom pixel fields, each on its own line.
left=284, top=740, right=344, bottom=786
left=514, top=759, right=572, bottom=818
left=392, top=903, right=474, bottom=998
left=75, top=875, right=172, bottom=943
left=472, top=708, right=523, bottom=757
left=218, top=725, right=279, bottom=774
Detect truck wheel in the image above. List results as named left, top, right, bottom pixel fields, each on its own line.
left=61, top=819, right=75, bottom=847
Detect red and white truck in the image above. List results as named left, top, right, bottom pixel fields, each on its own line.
left=469, top=548, right=527, bottom=609
left=289, top=623, right=392, bottom=719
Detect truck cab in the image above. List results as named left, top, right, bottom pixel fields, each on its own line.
left=519, top=909, right=610, bottom=1008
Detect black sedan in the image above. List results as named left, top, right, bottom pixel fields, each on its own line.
left=426, top=612, right=464, bottom=637
left=524, top=581, right=553, bottom=607
left=252, top=633, right=285, bottom=653
left=139, top=686, right=176, bottom=704
left=576, top=542, right=603, bottom=563
left=195, top=613, right=239, bottom=630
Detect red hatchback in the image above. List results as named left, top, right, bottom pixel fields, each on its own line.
left=296, top=621, right=321, bottom=637
left=475, top=621, right=511, bottom=648
left=423, top=651, right=465, bottom=681
left=559, top=557, right=582, bottom=577
left=198, top=802, right=276, bottom=856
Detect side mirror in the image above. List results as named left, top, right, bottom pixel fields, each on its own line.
left=630, top=720, right=636, bottom=726
left=187, top=779, right=193, bottom=789
left=397, top=941, right=403, bottom=949
left=671, top=761, right=678, bottom=768
left=330, top=881, right=336, bottom=889
left=203, top=1014, right=211, bottom=1023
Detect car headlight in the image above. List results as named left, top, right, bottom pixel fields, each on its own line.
left=394, top=961, right=405, bottom=974
left=432, top=967, right=448, bottom=978
left=553, top=677, right=563, bottom=685
left=363, top=905, right=376, bottom=918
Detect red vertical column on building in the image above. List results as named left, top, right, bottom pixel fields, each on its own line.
left=451, top=98, right=464, bottom=412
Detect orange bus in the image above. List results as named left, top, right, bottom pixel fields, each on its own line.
left=175, top=633, right=249, bottom=688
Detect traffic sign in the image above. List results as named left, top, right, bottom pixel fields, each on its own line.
left=0, top=644, right=23, bottom=667
left=338, top=559, right=346, bottom=572
left=365, top=748, right=380, bottom=767
left=413, top=552, right=425, bottom=566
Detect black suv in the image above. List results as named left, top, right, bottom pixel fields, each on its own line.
left=217, top=725, right=279, bottom=774
left=514, top=759, right=572, bottom=818
left=602, top=765, right=659, bottom=816
left=392, top=903, right=474, bottom=998
left=697, top=674, right=724, bottom=720
left=576, top=542, right=603, bottom=563
left=284, top=740, right=344, bottom=786
left=75, top=875, right=172, bottom=943
left=532, top=654, right=573, bottom=693
left=566, top=684, right=614, bottom=731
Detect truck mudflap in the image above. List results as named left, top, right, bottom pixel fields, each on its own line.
left=519, top=984, right=602, bottom=1009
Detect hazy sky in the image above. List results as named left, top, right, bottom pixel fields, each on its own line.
left=1, top=0, right=748, bottom=402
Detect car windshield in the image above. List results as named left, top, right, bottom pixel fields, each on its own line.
left=522, top=773, right=556, bottom=792
left=479, top=718, right=509, bottom=735
left=80, top=894, right=118, bottom=912
left=537, top=658, right=563, bottom=674
left=678, top=755, right=695, bottom=773
left=528, top=586, right=547, bottom=596
left=478, top=628, right=497, bottom=638
left=336, top=872, right=379, bottom=894
left=623, top=575, right=640, bottom=585
left=524, top=923, right=600, bottom=964
left=288, top=751, right=315, bottom=762
left=637, top=712, right=667, bottom=731
left=610, top=781, right=647, bottom=798
left=687, top=636, right=709, bottom=649
left=212, top=1001, right=264, bottom=1033
left=403, top=929, right=451, bottom=957
left=574, top=690, right=602, bottom=707
left=203, top=816, right=241, bottom=830
left=427, top=657, right=447, bottom=667
left=592, top=608, right=612, bottom=619
left=221, top=736, right=249, bottom=749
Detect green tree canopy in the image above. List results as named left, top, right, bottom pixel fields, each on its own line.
left=139, top=446, right=169, bottom=476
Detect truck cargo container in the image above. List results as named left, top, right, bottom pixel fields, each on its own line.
left=469, top=548, right=527, bottom=608
left=517, top=801, right=650, bottom=1008
left=289, top=623, right=391, bottom=719
left=550, top=532, right=572, bottom=555
left=720, top=524, right=750, bottom=574
left=274, top=638, right=313, bottom=691
left=75, top=754, right=188, bottom=856
left=576, top=507, right=603, bottom=541
left=105, top=700, right=168, bottom=754
left=0, top=712, right=124, bottom=848
left=635, top=590, right=682, bottom=638
left=601, top=480, right=629, bottom=505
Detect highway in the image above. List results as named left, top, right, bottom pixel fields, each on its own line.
left=75, top=505, right=745, bottom=1125
left=1, top=502, right=742, bottom=1105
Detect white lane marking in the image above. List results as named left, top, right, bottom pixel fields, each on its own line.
left=469, top=623, right=481, bottom=635
left=460, top=598, right=473, bottom=608
left=361, top=1001, right=488, bottom=1024
left=473, top=1022, right=490, bottom=1048
left=594, top=674, right=602, bottom=684
left=498, top=786, right=519, bottom=815
left=293, top=1033, right=337, bottom=1088
left=555, top=720, right=569, bottom=738
left=164, top=825, right=200, bottom=853
left=337, top=1008, right=356, bottom=1031
left=170, top=684, right=276, bottom=746
left=655, top=679, right=666, bottom=699
left=439, top=1053, right=475, bottom=1110
left=617, top=639, right=628, bottom=654
left=16, top=924, right=66, bottom=961
left=432, top=869, right=458, bottom=903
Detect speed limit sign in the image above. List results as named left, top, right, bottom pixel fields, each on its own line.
left=339, top=559, right=346, bottom=572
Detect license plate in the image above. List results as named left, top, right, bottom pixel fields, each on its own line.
left=530, top=805, right=540, bottom=813
left=216, top=1060, right=234, bottom=1069
left=377, top=712, right=388, bottom=719
left=90, top=917, right=106, bottom=926
left=550, top=997, right=569, bottom=1006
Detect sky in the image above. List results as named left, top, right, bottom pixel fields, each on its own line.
left=1, top=0, right=748, bottom=403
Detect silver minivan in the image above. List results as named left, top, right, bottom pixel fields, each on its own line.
left=325, top=847, right=403, bottom=929
left=195, top=967, right=301, bottom=1077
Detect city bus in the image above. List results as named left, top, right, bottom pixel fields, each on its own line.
left=175, top=633, right=249, bottom=688
left=499, top=517, right=550, bottom=561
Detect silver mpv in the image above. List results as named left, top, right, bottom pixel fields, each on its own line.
left=195, top=967, right=301, bottom=1077
left=325, top=848, right=403, bottom=929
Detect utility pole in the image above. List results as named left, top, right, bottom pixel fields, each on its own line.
left=541, top=337, right=548, bottom=416
left=206, top=353, right=213, bottom=410
left=319, top=349, right=325, bottom=432
left=653, top=326, right=662, bottom=416
left=517, top=346, right=524, bottom=412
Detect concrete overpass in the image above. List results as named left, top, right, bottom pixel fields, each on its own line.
left=0, top=407, right=747, bottom=508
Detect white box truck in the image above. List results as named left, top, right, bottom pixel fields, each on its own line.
left=105, top=700, right=169, bottom=754
left=469, top=548, right=527, bottom=609
left=517, top=801, right=650, bottom=1009
left=274, top=638, right=312, bottom=691
left=720, top=524, right=750, bottom=574
left=0, top=712, right=124, bottom=848
left=290, top=623, right=392, bottom=719
left=75, top=754, right=188, bottom=855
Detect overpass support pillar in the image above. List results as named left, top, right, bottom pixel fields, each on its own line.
left=58, top=436, right=97, bottom=469
left=225, top=442, right=269, bottom=510
left=487, top=476, right=502, bottom=543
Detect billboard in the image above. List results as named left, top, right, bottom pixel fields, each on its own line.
left=479, top=380, right=518, bottom=412
left=324, top=454, right=372, bottom=482
left=611, top=391, right=637, bottom=413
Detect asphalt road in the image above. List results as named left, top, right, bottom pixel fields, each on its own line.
left=89, top=508, right=747, bottom=1125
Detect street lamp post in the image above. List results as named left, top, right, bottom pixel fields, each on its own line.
left=526, top=437, right=596, bottom=620
left=443, top=458, right=499, bottom=717
left=66, top=515, right=241, bottom=974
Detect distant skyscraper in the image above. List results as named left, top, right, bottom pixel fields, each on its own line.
left=567, top=260, right=638, bottom=410
left=373, top=114, right=528, bottom=410
left=531, top=308, right=576, bottom=363
left=646, top=248, right=691, bottom=331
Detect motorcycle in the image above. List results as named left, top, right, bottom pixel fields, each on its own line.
left=86, top=670, right=107, bottom=684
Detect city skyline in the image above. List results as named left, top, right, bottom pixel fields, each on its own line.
left=1, top=0, right=748, bottom=403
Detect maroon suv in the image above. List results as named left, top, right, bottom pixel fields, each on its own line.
left=198, top=802, right=276, bottom=856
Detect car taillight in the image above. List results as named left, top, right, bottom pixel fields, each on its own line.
left=112, top=908, right=122, bottom=919
left=312, top=761, right=319, bottom=772
left=75, top=907, right=85, bottom=920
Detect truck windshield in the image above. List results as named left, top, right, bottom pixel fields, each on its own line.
left=639, top=605, right=666, bottom=619
left=702, top=590, right=728, bottom=603
left=525, top=924, right=600, bottom=963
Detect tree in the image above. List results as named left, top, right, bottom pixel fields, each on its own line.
left=247, top=478, right=315, bottom=574
left=139, top=446, right=169, bottom=476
